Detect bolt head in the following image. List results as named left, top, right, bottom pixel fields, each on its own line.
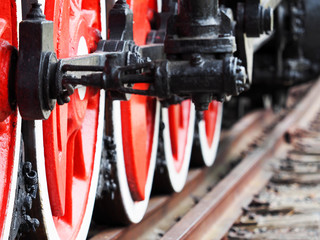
left=190, top=54, right=203, bottom=66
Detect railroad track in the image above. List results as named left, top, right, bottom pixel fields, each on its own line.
left=89, top=77, right=320, bottom=239
left=227, top=99, right=320, bottom=236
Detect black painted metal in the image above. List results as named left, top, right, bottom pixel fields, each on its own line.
left=162, top=0, right=246, bottom=110
left=96, top=136, right=118, bottom=200
left=108, top=0, right=133, bottom=40
left=16, top=0, right=250, bottom=117
left=25, top=0, right=319, bottom=119
left=10, top=130, right=39, bottom=240
left=229, top=0, right=274, bottom=82
left=21, top=0, right=38, bottom=20
left=253, top=0, right=319, bottom=89
left=146, top=0, right=177, bottom=45
left=16, top=3, right=57, bottom=120
left=301, top=0, right=320, bottom=65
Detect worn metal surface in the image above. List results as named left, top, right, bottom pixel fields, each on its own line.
left=228, top=100, right=320, bottom=240
left=161, top=78, right=320, bottom=239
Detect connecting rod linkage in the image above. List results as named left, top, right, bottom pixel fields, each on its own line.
left=16, top=0, right=273, bottom=120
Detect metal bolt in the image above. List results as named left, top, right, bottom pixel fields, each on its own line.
left=232, top=58, right=247, bottom=95
left=25, top=170, right=38, bottom=186
left=190, top=54, right=203, bottom=66
left=192, top=94, right=212, bottom=111
left=23, top=195, right=33, bottom=210
left=26, top=3, right=45, bottom=20
left=28, top=218, right=40, bottom=232
left=23, top=162, right=32, bottom=175
left=23, top=162, right=38, bottom=186
left=114, top=0, right=128, bottom=9
left=62, top=93, right=71, bottom=104
left=21, top=215, right=40, bottom=232
left=212, top=94, right=226, bottom=102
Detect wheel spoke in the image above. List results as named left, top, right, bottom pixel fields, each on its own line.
left=157, top=100, right=195, bottom=193
left=169, top=104, right=180, bottom=158
left=63, top=132, right=75, bottom=225
left=73, top=130, right=87, bottom=179
left=121, top=94, right=155, bottom=201
left=34, top=1, right=104, bottom=239
left=44, top=106, right=68, bottom=217
left=204, top=101, right=219, bottom=146
left=194, top=101, right=222, bottom=167
left=168, top=100, right=192, bottom=172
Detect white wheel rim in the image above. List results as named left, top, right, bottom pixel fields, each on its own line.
left=2, top=115, right=21, bottom=239
left=34, top=90, right=105, bottom=240
left=112, top=100, right=160, bottom=223
left=198, top=103, right=223, bottom=166
left=162, top=104, right=195, bottom=192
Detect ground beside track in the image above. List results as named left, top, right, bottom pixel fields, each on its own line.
left=227, top=114, right=320, bottom=239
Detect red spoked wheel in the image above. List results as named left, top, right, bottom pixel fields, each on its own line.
left=160, top=101, right=195, bottom=192
left=0, top=1, right=21, bottom=239
left=112, top=0, right=159, bottom=223
left=33, top=1, right=105, bottom=239
left=194, top=101, right=222, bottom=166
left=110, top=97, right=159, bottom=223
left=93, top=0, right=160, bottom=224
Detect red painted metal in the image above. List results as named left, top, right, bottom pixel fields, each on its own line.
left=0, top=40, right=14, bottom=122
left=128, top=0, right=153, bottom=45
left=204, top=101, right=220, bottom=147
left=43, top=0, right=101, bottom=238
left=0, top=0, right=16, bottom=122
left=168, top=100, right=192, bottom=172
left=0, top=0, right=18, bottom=238
left=120, top=0, right=158, bottom=201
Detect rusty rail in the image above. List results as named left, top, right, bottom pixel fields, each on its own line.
left=162, top=77, right=320, bottom=240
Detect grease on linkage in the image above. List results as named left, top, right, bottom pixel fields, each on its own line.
left=156, top=120, right=166, bottom=174
left=19, top=162, right=39, bottom=233
left=98, top=136, right=118, bottom=200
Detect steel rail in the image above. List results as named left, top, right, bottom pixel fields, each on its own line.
left=161, top=77, right=320, bottom=240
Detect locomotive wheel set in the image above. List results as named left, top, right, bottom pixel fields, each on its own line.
left=0, top=0, right=319, bottom=239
